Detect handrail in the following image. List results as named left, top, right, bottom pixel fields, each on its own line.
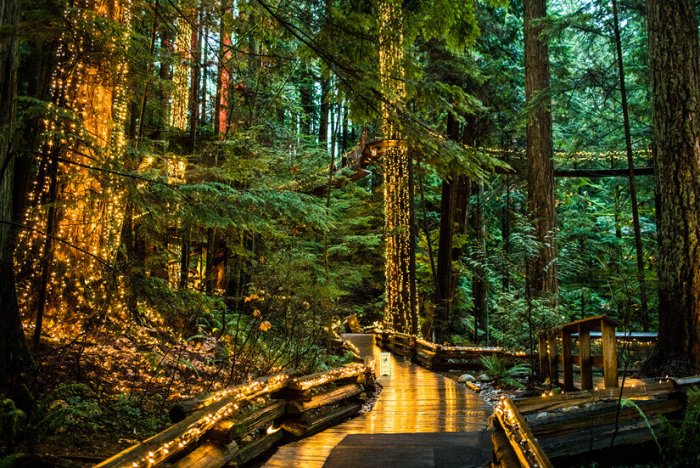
left=95, top=363, right=374, bottom=467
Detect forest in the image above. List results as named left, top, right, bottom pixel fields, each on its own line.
left=1, top=0, right=700, bottom=466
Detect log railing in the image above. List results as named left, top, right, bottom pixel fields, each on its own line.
left=376, top=331, right=507, bottom=371
left=491, top=378, right=691, bottom=465
left=96, top=363, right=374, bottom=468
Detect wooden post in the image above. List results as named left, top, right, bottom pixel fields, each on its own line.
left=601, top=319, right=619, bottom=388
left=538, top=332, right=549, bottom=380
left=547, top=331, right=558, bottom=386
left=561, top=330, right=574, bottom=391
left=578, top=326, right=593, bottom=391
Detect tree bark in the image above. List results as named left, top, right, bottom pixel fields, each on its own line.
left=319, top=74, right=329, bottom=144
left=524, top=0, right=558, bottom=299
left=471, top=182, right=488, bottom=344
left=643, top=0, right=700, bottom=375
left=435, top=113, right=467, bottom=342
left=0, top=0, right=34, bottom=388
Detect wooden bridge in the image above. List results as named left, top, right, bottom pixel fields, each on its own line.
left=97, top=333, right=494, bottom=468
left=263, top=334, right=492, bottom=467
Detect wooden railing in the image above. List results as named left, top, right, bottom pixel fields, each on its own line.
left=376, top=331, right=508, bottom=371
left=96, top=363, right=375, bottom=468
left=490, top=378, right=697, bottom=466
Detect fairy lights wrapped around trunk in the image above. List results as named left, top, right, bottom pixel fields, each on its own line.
left=378, top=0, right=416, bottom=334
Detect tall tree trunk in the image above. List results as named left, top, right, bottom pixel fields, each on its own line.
left=643, top=0, right=700, bottom=375
left=611, top=0, right=649, bottom=331
left=157, top=25, right=173, bottom=139
left=435, top=113, right=463, bottom=342
left=471, top=182, right=488, bottom=344
left=319, top=74, right=329, bottom=144
left=524, top=0, right=558, bottom=300
left=189, top=5, right=201, bottom=152
left=378, top=0, right=416, bottom=334
left=0, top=0, right=34, bottom=388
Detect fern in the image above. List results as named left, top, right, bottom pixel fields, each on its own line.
left=479, top=355, right=527, bottom=389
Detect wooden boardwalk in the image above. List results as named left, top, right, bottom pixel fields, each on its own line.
left=263, top=334, right=492, bottom=468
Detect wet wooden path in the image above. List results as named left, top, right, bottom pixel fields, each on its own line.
left=263, top=334, right=492, bottom=468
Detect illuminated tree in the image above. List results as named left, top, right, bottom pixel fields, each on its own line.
left=17, top=0, right=132, bottom=341
left=377, top=0, right=417, bottom=334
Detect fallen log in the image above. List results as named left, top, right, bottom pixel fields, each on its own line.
left=287, top=383, right=363, bottom=415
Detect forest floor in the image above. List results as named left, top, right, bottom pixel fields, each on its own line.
left=2, top=324, right=228, bottom=466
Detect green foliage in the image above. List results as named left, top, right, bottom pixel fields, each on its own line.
left=0, top=400, right=26, bottom=451
left=38, top=384, right=103, bottom=435
left=479, top=355, right=527, bottom=389
left=663, top=387, right=700, bottom=466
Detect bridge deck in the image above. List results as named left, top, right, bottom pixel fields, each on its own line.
left=262, top=334, right=492, bottom=467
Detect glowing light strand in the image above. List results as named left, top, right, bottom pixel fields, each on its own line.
left=378, top=0, right=415, bottom=333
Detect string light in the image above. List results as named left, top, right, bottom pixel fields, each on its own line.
left=169, top=17, right=192, bottom=130
left=378, top=0, right=415, bottom=334
left=15, top=0, right=132, bottom=333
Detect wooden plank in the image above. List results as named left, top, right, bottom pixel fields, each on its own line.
left=233, top=430, right=284, bottom=466
left=562, top=330, right=574, bottom=391
left=171, top=441, right=239, bottom=468
left=168, top=372, right=291, bottom=422
left=287, top=364, right=369, bottom=392
left=493, top=398, right=553, bottom=468
left=287, top=384, right=363, bottom=414
left=282, top=403, right=362, bottom=438
left=209, top=400, right=285, bottom=443
left=601, top=320, right=619, bottom=388
left=540, top=417, right=666, bottom=459
left=538, top=333, right=549, bottom=380
left=491, top=426, right=521, bottom=468
left=264, top=334, right=492, bottom=467
left=579, top=326, right=593, bottom=391
left=547, top=332, right=558, bottom=386
left=527, top=397, right=682, bottom=437
left=515, top=381, right=676, bottom=414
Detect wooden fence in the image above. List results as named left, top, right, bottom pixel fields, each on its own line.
left=490, top=378, right=699, bottom=467
left=96, top=362, right=375, bottom=468
left=376, top=331, right=512, bottom=371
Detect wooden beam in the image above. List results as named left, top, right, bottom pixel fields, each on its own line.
left=287, top=363, right=369, bottom=392
left=561, top=330, right=574, bottom=391
left=538, top=333, right=549, bottom=380
left=494, top=398, right=553, bottom=468
left=601, top=320, right=619, bottom=388
left=287, top=383, right=363, bottom=414
left=578, top=326, right=593, bottom=391
left=547, top=332, right=559, bottom=386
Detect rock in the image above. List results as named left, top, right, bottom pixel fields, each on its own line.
left=478, top=373, right=491, bottom=382
left=458, top=374, right=477, bottom=383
